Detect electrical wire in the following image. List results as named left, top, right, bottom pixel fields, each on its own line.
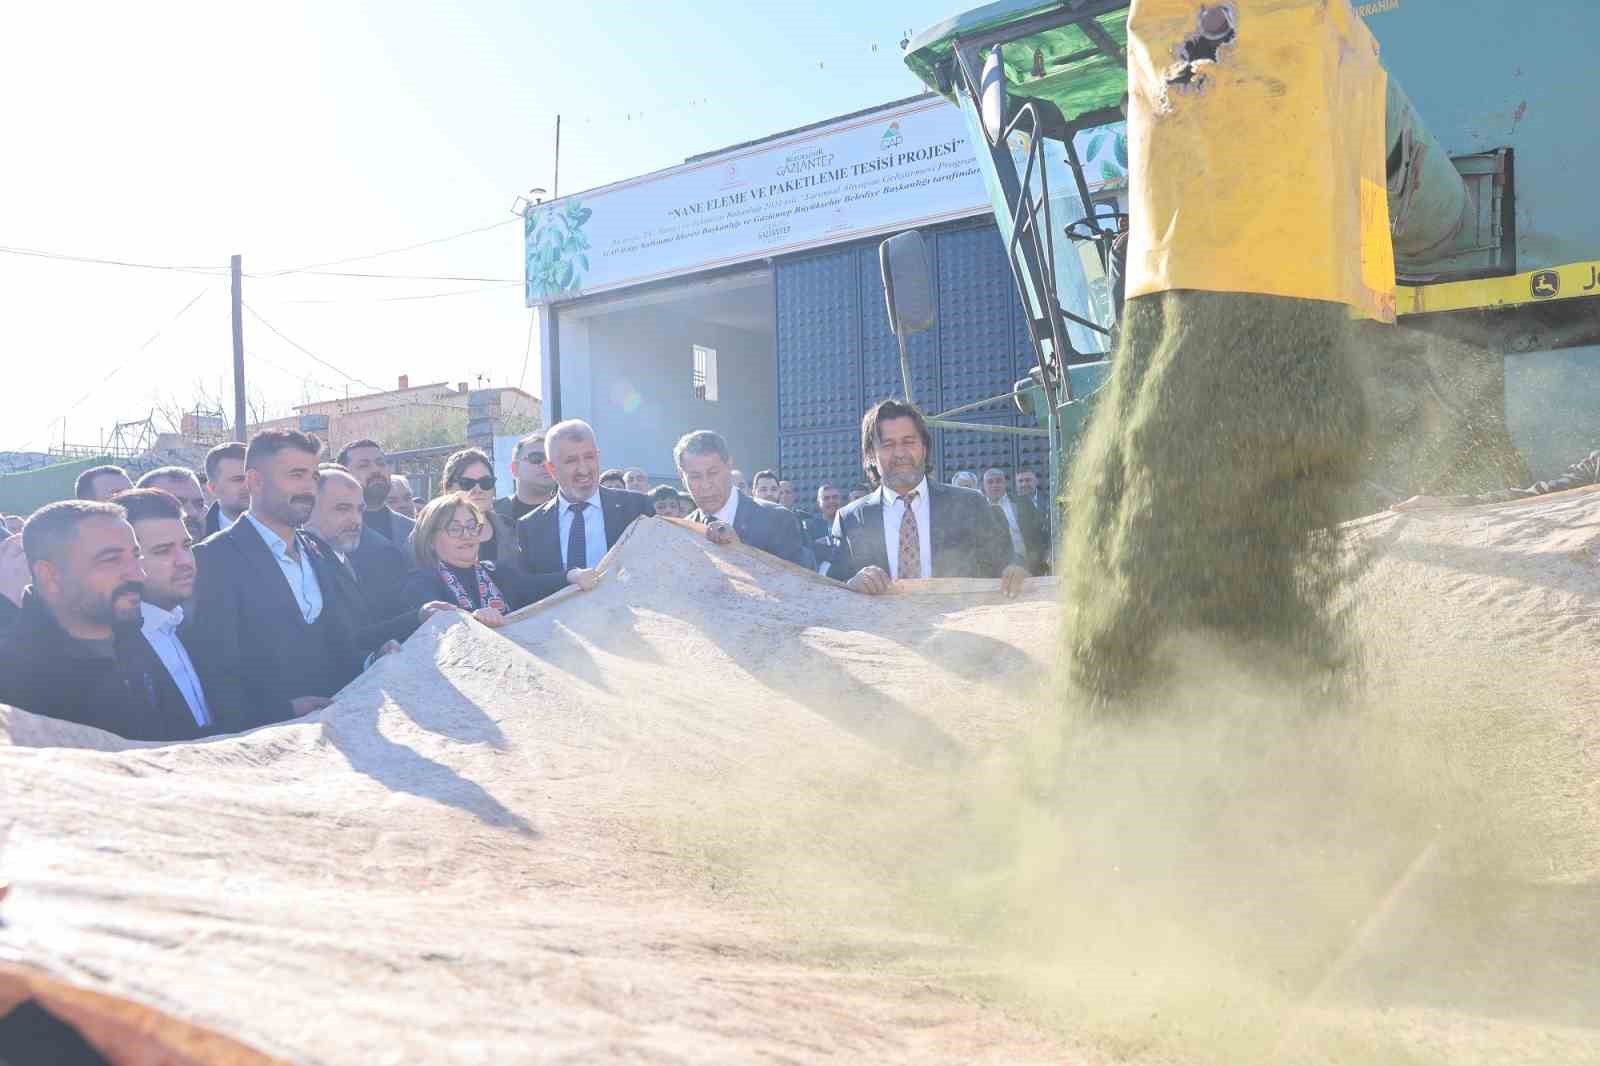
left=278, top=281, right=521, bottom=305
left=7, top=287, right=213, bottom=453
left=517, top=309, right=536, bottom=393
left=261, top=218, right=520, bottom=276
left=0, top=245, right=227, bottom=276
left=240, top=302, right=385, bottom=394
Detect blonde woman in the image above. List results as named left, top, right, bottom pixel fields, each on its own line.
left=403, top=493, right=534, bottom=628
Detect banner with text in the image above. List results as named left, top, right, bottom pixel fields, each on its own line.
left=525, top=99, right=993, bottom=305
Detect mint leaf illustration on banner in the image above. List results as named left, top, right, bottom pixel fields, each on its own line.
left=524, top=199, right=594, bottom=299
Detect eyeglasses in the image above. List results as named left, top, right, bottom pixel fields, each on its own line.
left=453, top=476, right=496, bottom=491
left=444, top=521, right=484, bottom=539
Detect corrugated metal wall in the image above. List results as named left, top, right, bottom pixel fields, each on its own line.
left=775, top=220, right=1047, bottom=507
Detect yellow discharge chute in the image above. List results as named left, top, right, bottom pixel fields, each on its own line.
left=1124, top=0, right=1396, bottom=322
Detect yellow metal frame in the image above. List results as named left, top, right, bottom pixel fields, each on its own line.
left=1398, top=261, right=1600, bottom=316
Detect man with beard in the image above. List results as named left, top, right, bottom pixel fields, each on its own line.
left=832, top=400, right=1027, bottom=597
left=114, top=488, right=217, bottom=735
left=202, top=442, right=249, bottom=537
left=495, top=431, right=557, bottom=522
left=137, top=465, right=209, bottom=542
left=188, top=430, right=371, bottom=732
left=307, top=466, right=452, bottom=647
left=516, top=419, right=655, bottom=599
left=676, top=433, right=811, bottom=568
left=337, top=438, right=415, bottom=546
left=0, top=500, right=213, bottom=739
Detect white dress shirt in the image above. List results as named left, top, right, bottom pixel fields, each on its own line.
left=140, top=602, right=210, bottom=728
left=708, top=489, right=741, bottom=527
left=879, top=478, right=933, bottom=580
left=557, top=491, right=607, bottom=570
left=993, top=495, right=1026, bottom=557
left=245, top=513, right=323, bottom=623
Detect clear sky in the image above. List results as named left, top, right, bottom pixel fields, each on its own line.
left=0, top=0, right=950, bottom=453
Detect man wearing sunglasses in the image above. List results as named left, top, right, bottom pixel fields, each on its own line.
left=495, top=431, right=558, bottom=523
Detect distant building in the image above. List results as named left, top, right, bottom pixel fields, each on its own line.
left=253, top=375, right=540, bottom=455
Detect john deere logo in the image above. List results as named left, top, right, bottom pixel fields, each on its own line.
left=1531, top=270, right=1560, bottom=300
left=881, top=122, right=903, bottom=150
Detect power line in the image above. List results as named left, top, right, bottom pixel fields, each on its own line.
left=261, top=218, right=520, bottom=276
left=0, top=245, right=227, bottom=276
left=240, top=302, right=384, bottom=393
left=517, top=309, right=536, bottom=393
left=8, top=287, right=213, bottom=453
left=279, top=281, right=521, bottom=305
left=260, top=268, right=522, bottom=283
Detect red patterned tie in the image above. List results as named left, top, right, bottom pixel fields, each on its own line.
left=897, top=490, right=921, bottom=580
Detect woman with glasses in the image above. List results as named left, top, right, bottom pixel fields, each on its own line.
left=438, top=448, right=528, bottom=575
left=403, top=492, right=535, bottom=628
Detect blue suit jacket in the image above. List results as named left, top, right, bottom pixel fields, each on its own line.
left=830, top=480, right=1017, bottom=582
left=687, top=491, right=814, bottom=569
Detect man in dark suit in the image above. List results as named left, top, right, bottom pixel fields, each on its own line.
left=832, top=400, right=1028, bottom=597
left=187, top=430, right=378, bottom=733
left=516, top=419, right=655, bottom=599
left=676, top=432, right=812, bottom=568
left=494, top=431, right=557, bottom=523
left=0, top=531, right=24, bottom=636
left=201, top=441, right=250, bottom=538
left=0, top=500, right=212, bottom=740
left=337, top=438, right=416, bottom=547
left=981, top=467, right=1051, bottom=575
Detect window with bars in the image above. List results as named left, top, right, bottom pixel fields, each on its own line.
left=693, top=344, right=719, bottom=402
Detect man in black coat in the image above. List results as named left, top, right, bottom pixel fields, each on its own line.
left=676, top=431, right=812, bottom=568
left=832, top=400, right=1028, bottom=597
left=201, top=441, right=250, bottom=538
left=0, top=501, right=211, bottom=741
left=306, top=465, right=448, bottom=648
left=338, top=438, right=417, bottom=547
left=186, top=430, right=377, bottom=733
left=516, top=419, right=655, bottom=599
left=981, top=467, right=1052, bottom=576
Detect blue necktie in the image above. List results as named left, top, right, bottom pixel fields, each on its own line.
left=566, top=500, right=588, bottom=570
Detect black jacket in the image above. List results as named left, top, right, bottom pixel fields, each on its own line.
left=515, top=487, right=655, bottom=599
left=0, top=594, right=18, bottom=637
left=1005, top=495, right=1052, bottom=575
left=348, top=527, right=414, bottom=621
left=402, top=561, right=538, bottom=615
left=687, top=491, right=814, bottom=569
left=362, top=506, right=416, bottom=549
left=0, top=590, right=212, bottom=741
left=201, top=500, right=244, bottom=539
left=186, top=516, right=370, bottom=733
left=830, top=480, right=1018, bottom=583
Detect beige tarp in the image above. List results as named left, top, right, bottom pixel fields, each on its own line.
left=2, top=509, right=1598, bottom=1063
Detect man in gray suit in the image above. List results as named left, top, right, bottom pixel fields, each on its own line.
left=676, top=431, right=812, bottom=569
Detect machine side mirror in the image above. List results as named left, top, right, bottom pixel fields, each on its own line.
left=880, top=229, right=936, bottom=405
left=880, top=230, right=935, bottom=337
left=980, top=46, right=1008, bottom=145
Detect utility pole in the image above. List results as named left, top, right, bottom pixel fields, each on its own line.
left=230, top=254, right=246, bottom=442
left=553, top=114, right=561, bottom=199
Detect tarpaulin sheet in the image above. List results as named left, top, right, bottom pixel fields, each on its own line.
left=4, top=506, right=1599, bottom=1063
left=1124, top=0, right=1397, bottom=321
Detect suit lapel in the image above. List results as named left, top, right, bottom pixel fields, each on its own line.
left=600, top=487, right=628, bottom=548
left=540, top=501, right=563, bottom=568
left=731, top=491, right=755, bottom=542
left=230, top=517, right=306, bottom=625
left=860, top=493, right=890, bottom=572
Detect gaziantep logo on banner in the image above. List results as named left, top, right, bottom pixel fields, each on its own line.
left=881, top=122, right=903, bottom=151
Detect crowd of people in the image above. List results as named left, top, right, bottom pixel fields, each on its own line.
left=0, top=397, right=1054, bottom=742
